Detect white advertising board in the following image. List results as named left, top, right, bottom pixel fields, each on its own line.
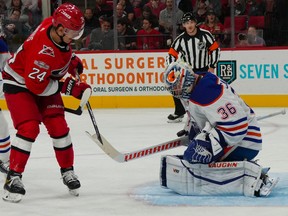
left=79, top=49, right=288, bottom=96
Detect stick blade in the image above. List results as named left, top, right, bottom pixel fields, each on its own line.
left=86, top=131, right=126, bottom=162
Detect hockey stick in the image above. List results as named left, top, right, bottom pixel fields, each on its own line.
left=62, top=71, right=103, bottom=143
left=86, top=101, right=103, bottom=144
left=86, top=131, right=188, bottom=162
left=256, top=108, right=286, bottom=121
left=86, top=109, right=287, bottom=163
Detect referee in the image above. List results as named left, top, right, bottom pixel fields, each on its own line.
left=166, top=12, right=220, bottom=123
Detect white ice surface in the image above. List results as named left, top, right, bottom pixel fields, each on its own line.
left=0, top=107, right=287, bottom=216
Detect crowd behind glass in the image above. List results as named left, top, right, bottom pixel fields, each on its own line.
left=1, top=0, right=287, bottom=53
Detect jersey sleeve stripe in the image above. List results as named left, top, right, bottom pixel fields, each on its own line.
left=209, top=41, right=219, bottom=51
left=217, top=123, right=248, bottom=132
left=248, top=126, right=261, bottom=131
left=0, top=136, right=10, bottom=143
left=247, top=131, right=261, bottom=137
left=217, top=117, right=248, bottom=126
left=221, top=130, right=247, bottom=137
left=243, top=137, right=262, bottom=143
left=168, top=48, right=178, bottom=59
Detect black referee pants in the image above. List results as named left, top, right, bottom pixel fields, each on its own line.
left=172, top=96, right=185, bottom=116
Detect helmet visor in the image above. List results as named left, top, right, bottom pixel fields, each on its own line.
left=64, top=27, right=84, bottom=40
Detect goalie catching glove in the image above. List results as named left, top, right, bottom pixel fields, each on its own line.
left=183, top=122, right=226, bottom=164
left=61, top=77, right=91, bottom=99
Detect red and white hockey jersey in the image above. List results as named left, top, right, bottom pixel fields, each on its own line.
left=3, top=17, right=72, bottom=96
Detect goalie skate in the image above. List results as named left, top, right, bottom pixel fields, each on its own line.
left=260, top=176, right=280, bottom=197
left=61, top=167, right=81, bottom=197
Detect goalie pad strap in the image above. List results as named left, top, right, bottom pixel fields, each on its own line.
left=160, top=155, right=262, bottom=197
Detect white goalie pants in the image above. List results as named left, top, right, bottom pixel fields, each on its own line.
left=160, top=155, right=263, bottom=197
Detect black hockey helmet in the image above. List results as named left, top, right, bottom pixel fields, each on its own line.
left=181, top=12, right=197, bottom=24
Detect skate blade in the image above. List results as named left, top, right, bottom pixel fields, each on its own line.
left=69, top=188, right=79, bottom=196
left=2, top=190, right=23, bottom=203
left=260, top=177, right=280, bottom=197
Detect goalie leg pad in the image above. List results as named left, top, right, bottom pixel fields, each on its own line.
left=160, top=155, right=264, bottom=197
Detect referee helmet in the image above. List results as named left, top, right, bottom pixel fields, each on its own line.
left=181, top=12, right=197, bottom=24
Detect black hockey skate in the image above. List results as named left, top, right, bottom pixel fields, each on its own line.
left=2, top=170, right=26, bottom=203
left=167, top=114, right=184, bottom=123
left=61, top=167, right=81, bottom=196
left=0, top=160, right=9, bottom=174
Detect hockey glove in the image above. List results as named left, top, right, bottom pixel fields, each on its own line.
left=177, top=119, right=200, bottom=142
left=183, top=122, right=225, bottom=164
left=177, top=129, right=188, bottom=137
left=61, top=77, right=91, bottom=99
left=68, top=53, right=83, bottom=78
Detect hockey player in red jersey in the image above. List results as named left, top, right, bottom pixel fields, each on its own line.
left=1, top=3, right=91, bottom=202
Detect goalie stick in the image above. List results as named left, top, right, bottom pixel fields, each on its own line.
left=256, top=108, right=286, bottom=121
left=86, top=109, right=286, bottom=163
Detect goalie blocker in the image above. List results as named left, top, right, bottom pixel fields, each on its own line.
left=160, top=155, right=279, bottom=197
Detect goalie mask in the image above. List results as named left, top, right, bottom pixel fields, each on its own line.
left=164, top=62, right=195, bottom=99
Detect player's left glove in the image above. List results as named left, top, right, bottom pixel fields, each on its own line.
left=68, top=53, right=83, bottom=78
left=61, top=77, right=91, bottom=99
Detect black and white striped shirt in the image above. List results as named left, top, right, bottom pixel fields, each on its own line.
left=166, top=27, right=220, bottom=71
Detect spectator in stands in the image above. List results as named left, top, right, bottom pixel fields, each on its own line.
left=87, top=16, right=114, bottom=50
left=247, top=25, right=265, bottom=46
left=118, top=0, right=134, bottom=24
left=159, top=0, right=183, bottom=35
left=22, top=0, right=42, bottom=30
left=7, top=0, right=29, bottom=23
left=145, top=0, right=166, bottom=19
left=193, top=0, right=208, bottom=25
left=117, top=17, right=136, bottom=50
left=75, top=8, right=100, bottom=50
left=136, top=18, right=162, bottom=49
left=103, top=3, right=129, bottom=29
left=83, top=7, right=100, bottom=38
left=93, top=0, right=113, bottom=18
left=133, top=5, right=159, bottom=32
left=246, top=0, right=265, bottom=16
left=206, top=0, right=221, bottom=18
left=199, top=9, right=224, bottom=45
left=234, top=0, right=246, bottom=16
left=0, top=0, right=7, bottom=19
left=3, top=8, right=28, bottom=52
left=116, top=3, right=127, bottom=20
left=237, top=25, right=266, bottom=46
